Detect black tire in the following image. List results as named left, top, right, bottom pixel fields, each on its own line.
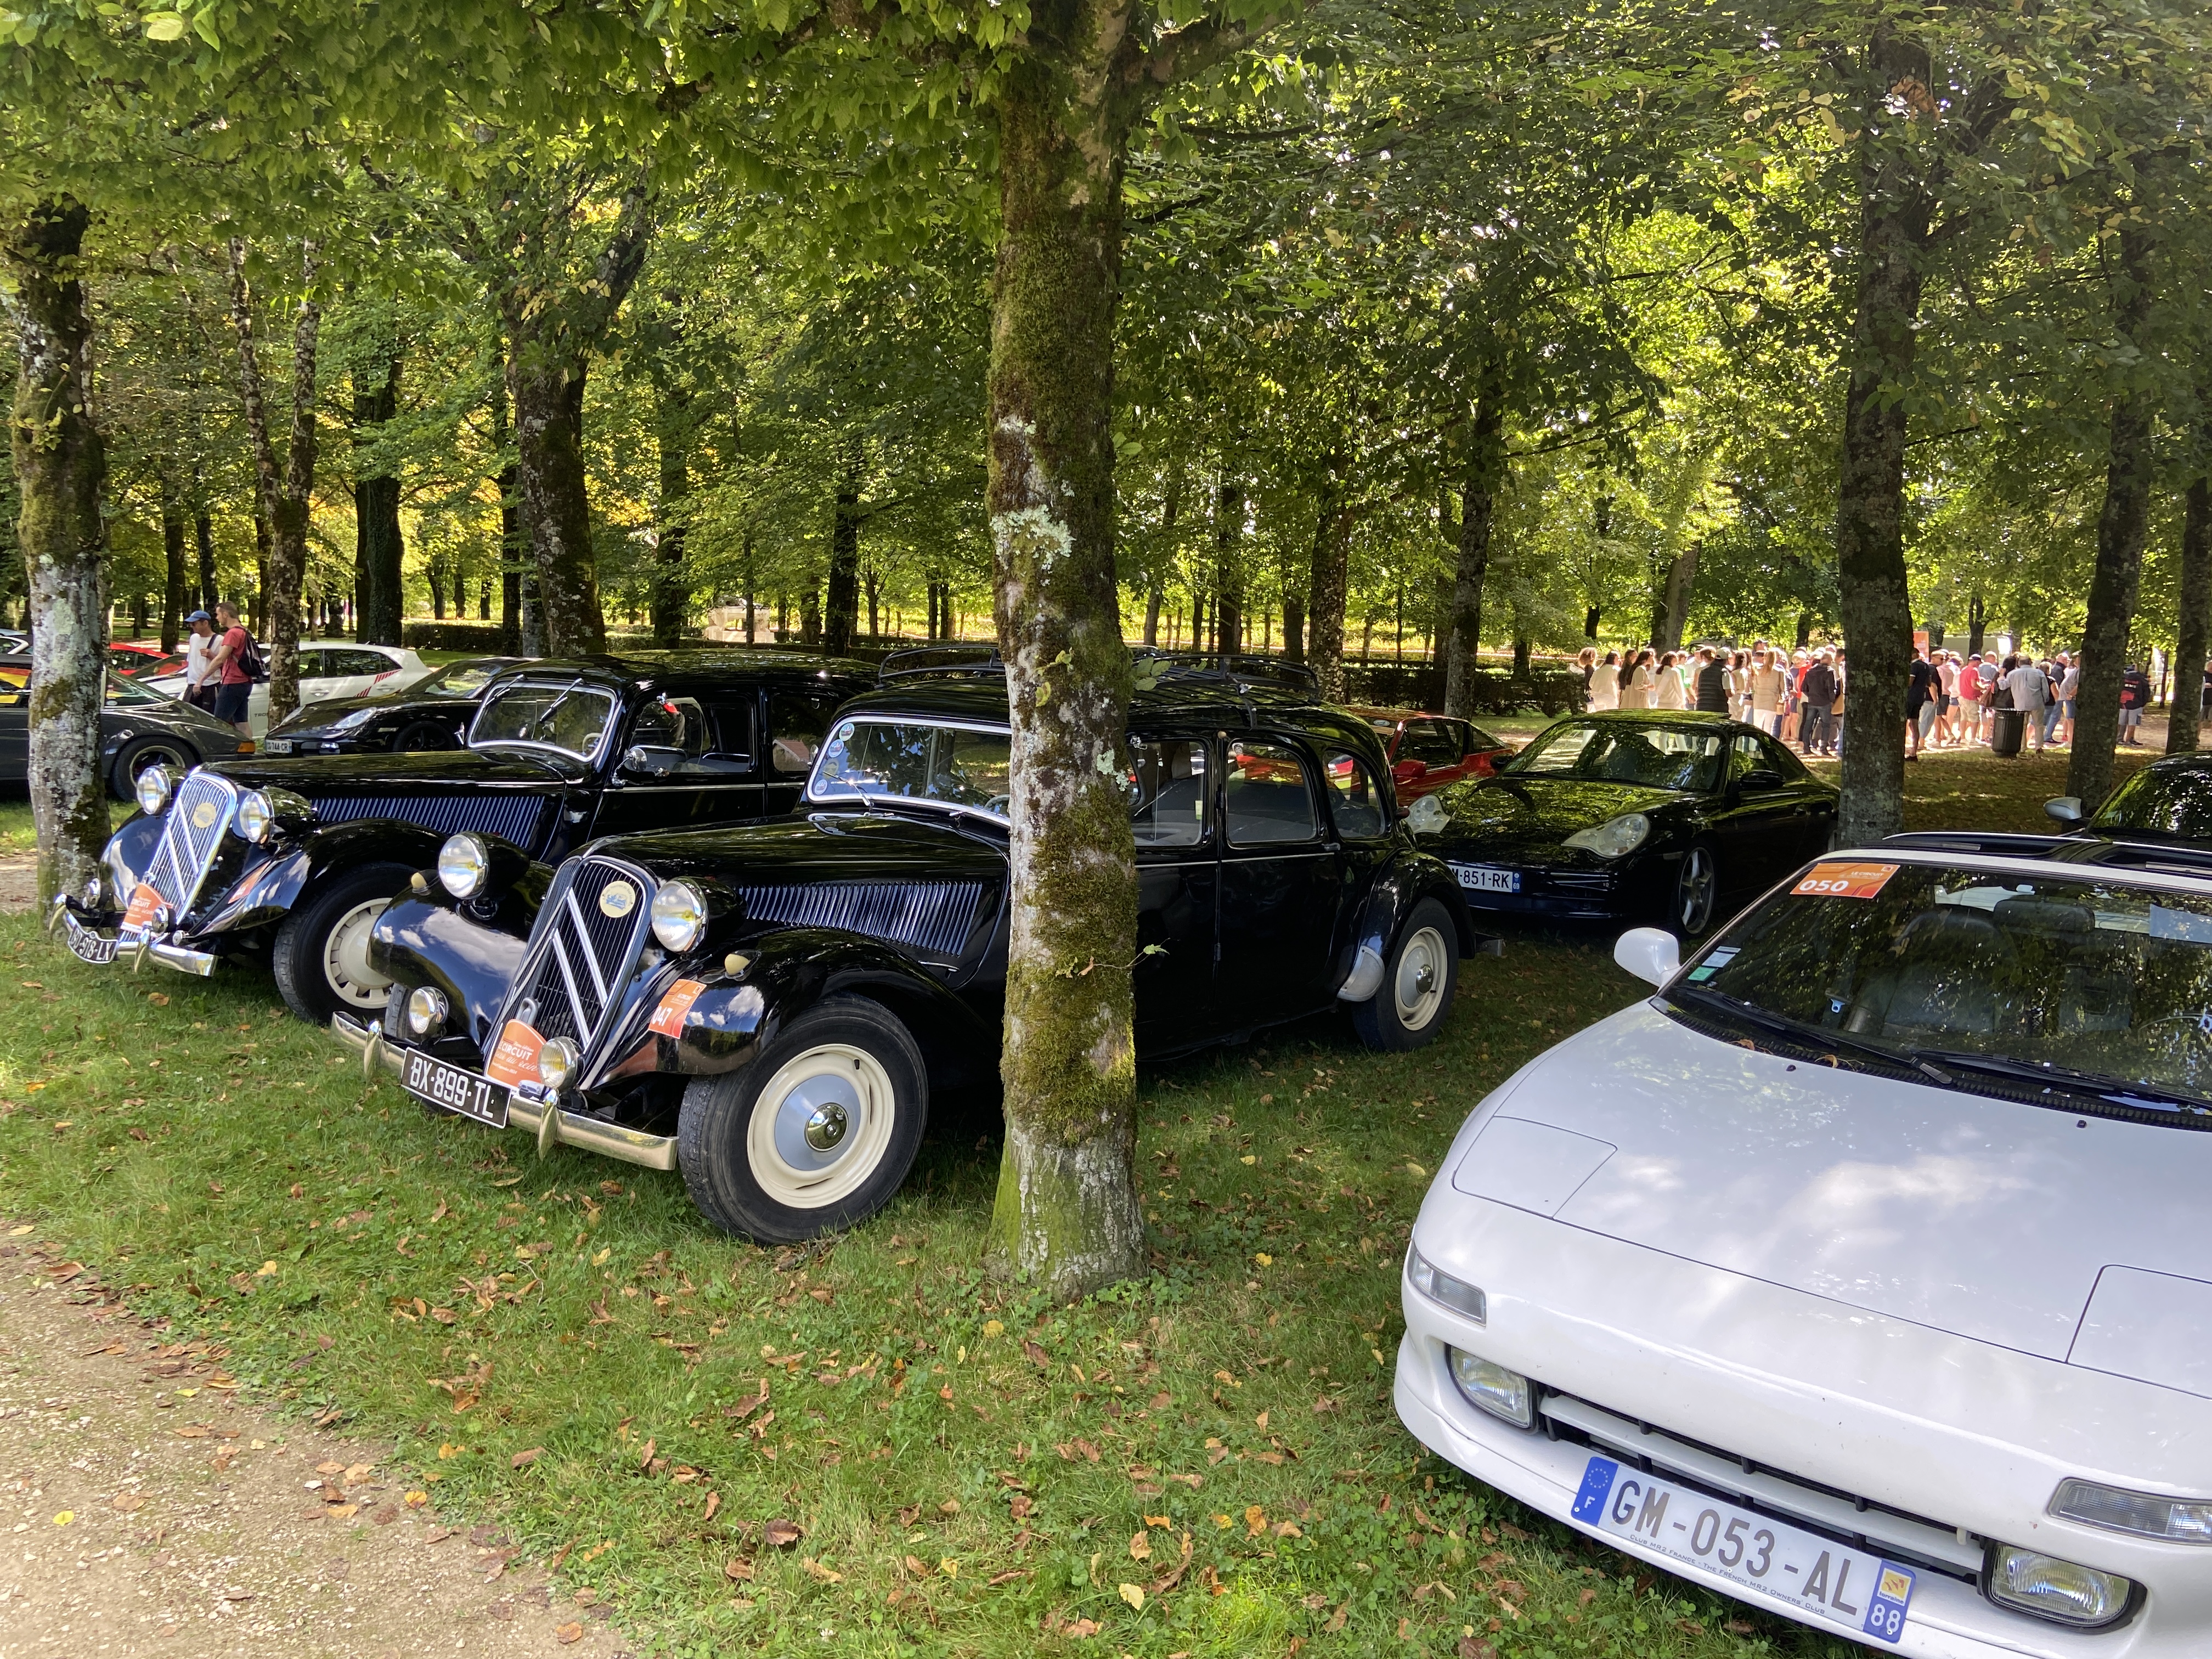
left=272, top=862, right=411, bottom=1026
left=1673, top=842, right=1720, bottom=936
left=391, top=720, right=459, bottom=753
left=1351, top=898, right=1459, bottom=1052
left=676, top=995, right=929, bottom=1244
left=109, top=733, right=198, bottom=800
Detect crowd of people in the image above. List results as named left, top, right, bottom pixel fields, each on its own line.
left=1574, top=641, right=2157, bottom=759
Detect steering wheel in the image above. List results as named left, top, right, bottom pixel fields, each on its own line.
left=984, top=794, right=1011, bottom=816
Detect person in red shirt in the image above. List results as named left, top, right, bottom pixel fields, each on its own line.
left=206, top=599, right=255, bottom=735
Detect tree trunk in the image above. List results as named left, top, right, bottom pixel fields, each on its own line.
left=1513, top=635, right=1531, bottom=677
left=1658, top=544, right=1700, bottom=652
left=825, top=450, right=862, bottom=656
left=651, top=375, right=692, bottom=647
left=353, top=344, right=404, bottom=645
left=1442, top=357, right=1507, bottom=718
left=1306, top=455, right=1355, bottom=701
left=490, top=380, right=523, bottom=652
left=983, top=64, right=1143, bottom=1300
left=194, top=512, right=217, bottom=613
left=743, top=534, right=758, bottom=645
left=1832, top=25, right=1929, bottom=848
left=505, top=358, right=603, bottom=655
left=3, top=198, right=109, bottom=903
left=159, top=476, right=186, bottom=653
left=800, top=582, right=820, bottom=646
left=2069, top=226, right=2159, bottom=808
left=1213, top=480, right=1242, bottom=656
left=1966, top=592, right=1985, bottom=657
left=228, top=237, right=321, bottom=725
left=2171, top=448, right=2212, bottom=755
left=251, top=511, right=270, bottom=635
left=1280, top=585, right=1304, bottom=664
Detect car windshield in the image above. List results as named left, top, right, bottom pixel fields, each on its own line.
left=418, top=659, right=505, bottom=697
left=812, top=719, right=1014, bottom=818
left=105, top=671, right=168, bottom=706
left=1679, top=857, right=2212, bottom=1125
left=470, top=680, right=618, bottom=761
left=1508, top=721, right=1724, bottom=792
left=2087, top=766, right=2212, bottom=840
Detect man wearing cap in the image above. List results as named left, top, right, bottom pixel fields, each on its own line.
left=182, top=610, right=219, bottom=712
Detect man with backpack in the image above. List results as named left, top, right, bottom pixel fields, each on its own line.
left=205, top=599, right=263, bottom=737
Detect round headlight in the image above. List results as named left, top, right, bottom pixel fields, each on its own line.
left=237, top=790, right=276, bottom=843
left=1563, top=811, right=1652, bottom=860
left=438, top=834, right=490, bottom=899
left=404, top=985, right=450, bottom=1037
left=134, top=765, right=174, bottom=817
left=650, top=881, right=707, bottom=952
left=537, top=1036, right=580, bottom=1091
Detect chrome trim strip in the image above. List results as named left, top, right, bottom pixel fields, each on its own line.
left=548, top=926, right=588, bottom=1022
left=564, top=888, right=611, bottom=1003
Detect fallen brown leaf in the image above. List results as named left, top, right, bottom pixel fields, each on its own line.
left=512, top=1447, right=543, bottom=1468
left=556, top=1621, right=584, bottom=1644
left=724, top=1558, right=754, bottom=1582
left=764, top=1517, right=803, bottom=1549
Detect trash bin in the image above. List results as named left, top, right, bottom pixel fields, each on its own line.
left=1989, top=707, right=2025, bottom=758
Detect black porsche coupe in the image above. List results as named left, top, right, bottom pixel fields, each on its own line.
left=1407, top=710, right=1839, bottom=934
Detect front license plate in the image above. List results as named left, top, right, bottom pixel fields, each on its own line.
left=262, top=739, right=293, bottom=754
left=64, top=915, right=117, bottom=964
left=1572, top=1457, right=1915, bottom=1643
left=1453, top=864, right=1521, bottom=894
left=402, top=1049, right=508, bottom=1130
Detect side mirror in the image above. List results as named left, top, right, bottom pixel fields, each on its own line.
left=1393, top=759, right=1429, bottom=782
left=1739, top=768, right=1784, bottom=792
left=622, top=744, right=684, bottom=778
left=1613, top=926, right=1681, bottom=987
left=2045, top=796, right=2084, bottom=824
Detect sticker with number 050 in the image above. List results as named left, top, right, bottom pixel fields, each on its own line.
left=1791, top=862, right=1899, bottom=900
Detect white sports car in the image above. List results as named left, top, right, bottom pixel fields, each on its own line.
left=1397, top=841, right=2211, bottom=1656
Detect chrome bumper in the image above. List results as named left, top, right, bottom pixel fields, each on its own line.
left=329, top=1014, right=678, bottom=1173
left=55, top=904, right=217, bottom=977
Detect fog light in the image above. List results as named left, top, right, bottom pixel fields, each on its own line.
left=134, top=765, right=174, bottom=817
left=1407, top=1245, right=1486, bottom=1323
left=1447, top=1348, right=1532, bottom=1429
left=537, top=1036, right=580, bottom=1092
left=1985, top=1544, right=2133, bottom=1629
left=2051, top=1477, right=2212, bottom=1544
left=438, top=834, right=490, bottom=899
left=404, top=985, right=450, bottom=1037
left=651, top=880, right=707, bottom=952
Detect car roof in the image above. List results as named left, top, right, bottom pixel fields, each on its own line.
left=1882, top=832, right=2212, bottom=889
left=831, top=673, right=1387, bottom=753
left=487, top=651, right=877, bottom=693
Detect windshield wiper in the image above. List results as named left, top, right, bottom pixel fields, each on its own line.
left=1668, top=985, right=1916, bottom=1075
left=1911, top=1049, right=2212, bottom=1120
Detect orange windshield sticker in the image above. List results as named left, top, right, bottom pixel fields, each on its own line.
left=649, top=979, right=708, bottom=1039
left=486, top=1021, right=546, bottom=1088
left=1792, top=861, right=1900, bottom=900
left=123, top=883, right=162, bottom=929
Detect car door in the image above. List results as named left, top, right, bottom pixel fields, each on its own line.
left=1130, top=735, right=1220, bottom=1053
left=764, top=689, right=845, bottom=814
left=1214, top=735, right=1342, bottom=1029
left=1707, top=731, right=1815, bottom=898
left=587, top=693, right=764, bottom=838
left=1759, top=732, right=1838, bottom=863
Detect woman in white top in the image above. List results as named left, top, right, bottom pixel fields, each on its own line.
left=1621, top=649, right=1656, bottom=709
left=1747, top=652, right=1786, bottom=734
left=1587, top=652, right=1621, bottom=710
left=1654, top=651, right=1688, bottom=709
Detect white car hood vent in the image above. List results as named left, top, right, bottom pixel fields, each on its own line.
left=1465, top=1004, right=2212, bottom=1366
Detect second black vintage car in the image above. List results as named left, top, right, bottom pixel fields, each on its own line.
left=263, top=654, right=526, bottom=755
left=338, top=657, right=1494, bottom=1243
left=1407, top=710, right=1839, bottom=934
left=50, top=651, right=872, bottom=1025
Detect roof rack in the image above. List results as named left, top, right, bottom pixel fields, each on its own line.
left=1131, top=649, right=1322, bottom=696
left=877, top=645, right=1004, bottom=684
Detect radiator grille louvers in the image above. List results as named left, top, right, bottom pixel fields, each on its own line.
left=307, top=792, right=546, bottom=846
left=144, top=772, right=238, bottom=918
left=738, top=881, right=985, bottom=958
left=504, top=857, right=654, bottom=1052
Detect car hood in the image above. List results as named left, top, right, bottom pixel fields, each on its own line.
left=590, top=806, right=1009, bottom=885
left=1425, top=776, right=1686, bottom=856
left=204, top=748, right=584, bottom=794
left=271, top=689, right=469, bottom=734
left=1449, top=1002, right=2212, bottom=1380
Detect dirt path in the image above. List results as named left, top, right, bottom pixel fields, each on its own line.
left=0, top=1223, right=633, bottom=1658
left=0, top=855, right=35, bottom=916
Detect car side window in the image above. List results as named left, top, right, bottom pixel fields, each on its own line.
left=1322, top=751, right=1389, bottom=839
left=708, top=701, right=756, bottom=761
left=1128, top=739, right=1207, bottom=848
left=1464, top=721, right=1502, bottom=753
left=1401, top=721, right=1461, bottom=766
left=1224, top=740, right=1319, bottom=847
left=770, top=692, right=839, bottom=775
left=628, top=696, right=712, bottom=758
left=331, top=648, right=397, bottom=676
left=1729, top=732, right=1769, bottom=786
left=1758, top=733, right=1813, bottom=782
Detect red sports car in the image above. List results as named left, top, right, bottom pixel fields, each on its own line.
left=1348, top=707, right=1517, bottom=799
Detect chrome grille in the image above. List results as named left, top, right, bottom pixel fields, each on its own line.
left=143, top=772, right=238, bottom=919
left=504, top=857, right=653, bottom=1051
left=738, top=881, right=985, bottom=958
left=307, top=792, right=548, bottom=846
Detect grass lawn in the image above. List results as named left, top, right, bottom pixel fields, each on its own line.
left=0, top=736, right=2172, bottom=1658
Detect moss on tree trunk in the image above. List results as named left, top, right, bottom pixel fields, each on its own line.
left=3, top=198, right=110, bottom=904
left=353, top=345, right=405, bottom=646
left=1442, top=362, right=1505, bottom=718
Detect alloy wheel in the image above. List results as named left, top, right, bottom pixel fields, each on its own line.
left=1677, top=847, right=1717, bottom=935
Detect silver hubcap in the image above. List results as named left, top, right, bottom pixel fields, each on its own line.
left=747, top=1043, right=898, bottom=1210
left=322, top=898, right=393, bottom=1008
left=1679, top=850, right=1715, bottom=932
left=1393, top=926, right=1449, bottom=1031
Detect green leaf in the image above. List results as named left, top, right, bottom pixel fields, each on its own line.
left=142, top=10, right=185, bottom=40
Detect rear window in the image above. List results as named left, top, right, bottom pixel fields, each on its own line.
left=2089, top=766, right=2212, bottom=842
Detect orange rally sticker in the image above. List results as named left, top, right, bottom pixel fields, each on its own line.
left=649, top=979, right=708, bottom=1039
left=122, top=883, right=162, bottom=929
left=485, top=1021, right=546, bottom=1088
left=1792, top=861, right=1900, bottom=900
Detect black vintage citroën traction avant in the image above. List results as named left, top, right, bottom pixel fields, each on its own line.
left=340, top=653, right=1494, bottom=1243
left=50, top=653, right=872, bottom=1024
